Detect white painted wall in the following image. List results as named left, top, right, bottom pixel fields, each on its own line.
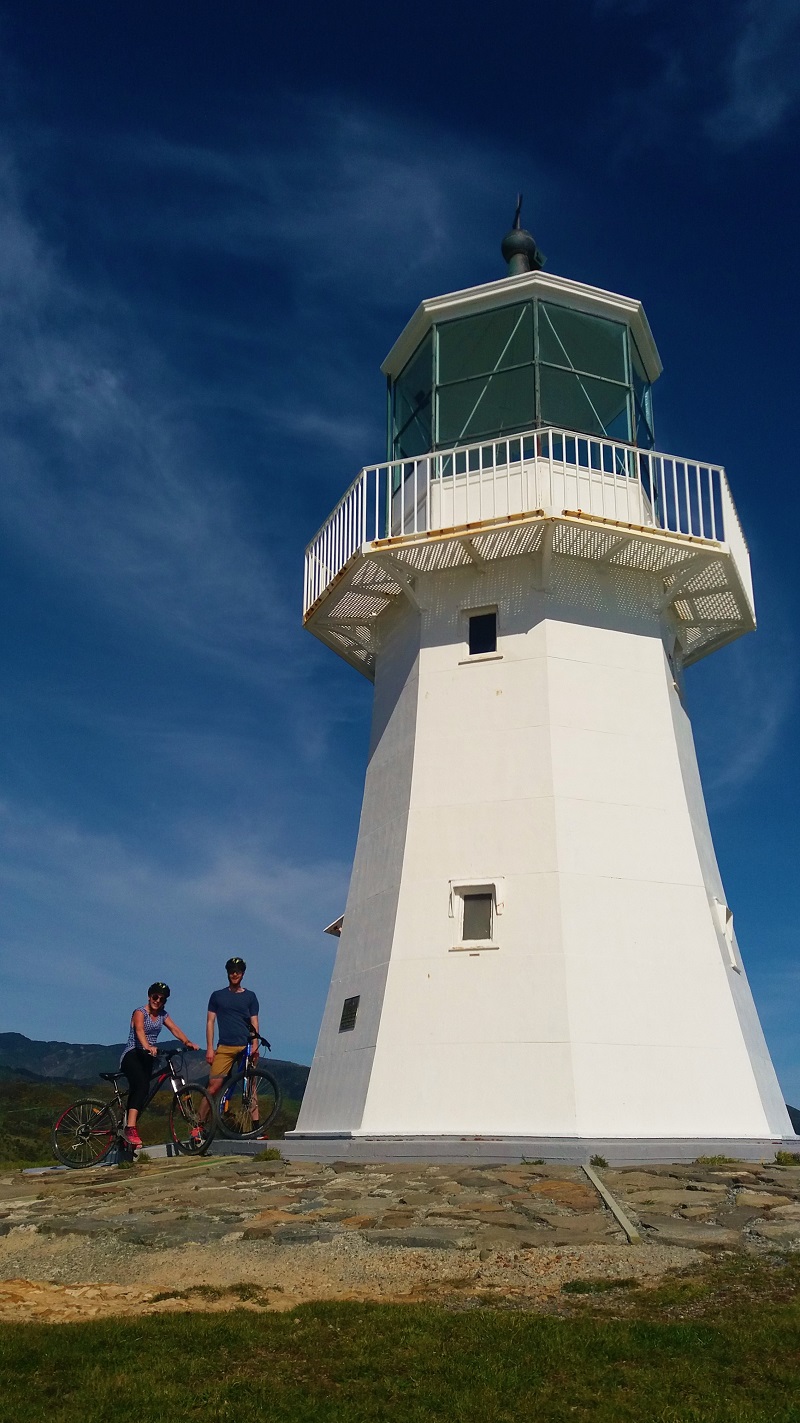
left=295, top=553, right=791, bottom=1142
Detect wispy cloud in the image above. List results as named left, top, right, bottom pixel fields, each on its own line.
left=599, top=0, right=800, bottom=153
left=114, top=100, right=513, bottom=305
left=0, top=796, right=348, bottom=1056
left=706, top=0, right=800, bottom=146
left=692, top=623, right=797, bottom=802
left=0, top=140, right=291, bottom=684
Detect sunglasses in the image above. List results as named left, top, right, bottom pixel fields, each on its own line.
left=150, top=993, right=168, bottom=1003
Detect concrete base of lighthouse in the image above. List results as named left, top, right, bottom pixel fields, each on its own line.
left=293, top=551, right=795, bottom=1157
left=281, top=1133, right=798, bottom=1166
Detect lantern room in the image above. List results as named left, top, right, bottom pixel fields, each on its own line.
left=384, top=270, right=660, bottom=460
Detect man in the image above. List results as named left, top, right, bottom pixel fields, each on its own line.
left=203, top=957, right=260, bottom=1111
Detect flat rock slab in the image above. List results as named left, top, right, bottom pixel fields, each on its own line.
left=638, top=1216, right=742, bottom=1248
left=361, top=1228, right=471, bottom=1250
left=3, top=1153, right=800, bottom=1306
left=749, top=1221, right=800, bottom=1242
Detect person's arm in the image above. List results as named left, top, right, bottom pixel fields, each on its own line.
left=206, top=1010, right=217, bottom=1066
left=248, top=1012, right=260, bottom=1061
left=163, top=1015, right=199, bottom=1052
left=133, top=1009, right=157, bottom=1057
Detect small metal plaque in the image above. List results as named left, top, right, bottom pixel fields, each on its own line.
left=339, top=995, right=360, bottom=1032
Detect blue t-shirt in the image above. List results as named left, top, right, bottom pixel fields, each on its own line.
left=208, top=987, right=259, bottom=1046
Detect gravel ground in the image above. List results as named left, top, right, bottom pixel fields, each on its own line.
left=0, top=1225, right=701, bottom=1322
left=3, top=1152, right=796, bottom=1324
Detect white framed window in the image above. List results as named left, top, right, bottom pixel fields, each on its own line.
left=459, top=605, right=502, bottom=664
left=449, top=879, right=504, bottom=951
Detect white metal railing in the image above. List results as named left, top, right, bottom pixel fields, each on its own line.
left=303, top=426, right=745, bottom=615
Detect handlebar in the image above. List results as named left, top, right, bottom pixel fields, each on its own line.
left=253, top=1035, right=271, bottom=1053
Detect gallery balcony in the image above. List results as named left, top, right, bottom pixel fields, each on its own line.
left=303, top=425, right=754, bottom=679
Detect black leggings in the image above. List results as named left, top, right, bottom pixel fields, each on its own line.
left=121, top=1048, right=155, bottom=1113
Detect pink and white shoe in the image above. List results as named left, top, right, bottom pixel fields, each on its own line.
left=123, top=1127, right=143, bottom=1148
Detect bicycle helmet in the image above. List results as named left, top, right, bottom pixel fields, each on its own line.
left=225, top=957, right=246, bottom=973
left=148, top=981, right=170, bottom=1000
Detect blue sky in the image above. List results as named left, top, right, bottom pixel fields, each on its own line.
left=0, top=0, right=799, bottom=1097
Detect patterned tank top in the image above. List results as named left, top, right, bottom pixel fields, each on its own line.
left=121, top=1007, right=166, bottom=1063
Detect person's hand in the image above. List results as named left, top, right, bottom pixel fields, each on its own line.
left=148, top=1046, right=158, bottom=1057
left=185, top=1041, right=200, bottom=1052
left=206, top=1048, right=215, bottom=1065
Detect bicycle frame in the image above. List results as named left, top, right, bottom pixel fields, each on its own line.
left=103, top=1050, right=190, bottom=1125
left=52, top=1048, right=217, bottom=1167
left=216, top=1036, right=270, bottom=1118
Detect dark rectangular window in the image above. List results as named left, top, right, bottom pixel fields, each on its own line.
left=469, top=612, right=497, bottom=655
left=462, top=894, right=492, bottom=941
left=339, top=996, right=360, bottom=1032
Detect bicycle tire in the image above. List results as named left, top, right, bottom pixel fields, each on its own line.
left=168, top=1083, right=216, bottom=1155
left=215, top=1068, right=282, bottom=1140
left=51, top=1097, right=121, bottom=1169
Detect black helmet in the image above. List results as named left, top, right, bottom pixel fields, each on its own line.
left=225, top=957, right=246, bottom=973
left=148, top=982, right=170, bottom=1000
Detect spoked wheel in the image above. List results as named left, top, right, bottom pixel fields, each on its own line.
left=215, top=1068, right=282, bottom=1140
left=51, top=1098, right=122, bottom=1168
left=168, top=1084, right=216, bottom=1155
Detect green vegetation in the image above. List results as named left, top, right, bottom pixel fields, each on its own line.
left=589, top=1153, right=608, bottom=1168
left=775, top=1151, right=800, bottom=1166
left=1, top=1256, right=799, bottom=1421
left=694, top=1155, right=736, bottom=1166
left=0, top=1079, right=77, bottom=1165
left=254, top=1145, right=284, bottom=1161
left=562, top=1276, right=640, bottom=1295
left=0, top=1078, right=301, bottom=1168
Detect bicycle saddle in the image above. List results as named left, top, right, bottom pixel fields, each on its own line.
left=99, top=1071, right=126, bottom=1083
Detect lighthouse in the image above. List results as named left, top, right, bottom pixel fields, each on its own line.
left=287, top=209, right=796, bottom=1163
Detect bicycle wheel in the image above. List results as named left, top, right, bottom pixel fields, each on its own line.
left=215, top=1068, right=281, bottom=1140
left=168, top=1083, right=216, bottom=1155
left=51, top=1098, right=121, bottom=1168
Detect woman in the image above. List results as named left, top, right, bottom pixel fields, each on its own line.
left=120, top=983, right=199, bottom=1147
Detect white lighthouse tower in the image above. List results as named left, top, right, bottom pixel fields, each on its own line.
left=288, top=209, right=796, bottom=1163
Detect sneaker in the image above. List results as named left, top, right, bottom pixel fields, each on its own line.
left=123, top=1127, right=142, bottom=1148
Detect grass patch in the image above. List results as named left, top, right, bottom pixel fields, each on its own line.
left=1, top=1257, right=800, bottom=1421
left=589, top=1154, right=608, bottom=1168
left=775, top=1151, right=800, bottom=1165
left=693, top=1155, right=736, bottom=1166
left=562, top=1277, right=640, bottom=1296
left=253, top=1146, right=283, bottom=1161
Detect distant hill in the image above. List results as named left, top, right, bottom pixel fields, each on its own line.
left=0, top=1032, right=309, bottom=1103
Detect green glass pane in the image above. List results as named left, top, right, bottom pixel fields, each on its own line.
left=635, top=395, right=654, bottom=449
left=395, top=409, right=432, bottom=458
left=630, top=333, right=654, bottom=443
left=393, top=332, right=433, bottom=458
left=437, top=366, right=535, bottom=446
left=538, top=302, right=627, bottom=382
left=539, top=366, right=631, bottom=441
left=437, top=303, right=532, bottom=385
left=630, top=332, right=648, bottom=387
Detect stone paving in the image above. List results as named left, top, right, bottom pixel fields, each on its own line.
left=0, top=1154, right=798, bottom=1322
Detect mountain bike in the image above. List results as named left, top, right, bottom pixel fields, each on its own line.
left=51, top=1049, right=216, bottom=1168
left=214, top=1035, right=282, bottom=1141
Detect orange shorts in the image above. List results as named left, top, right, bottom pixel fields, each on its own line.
left=210, top=1044, right=246, bottom=1079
